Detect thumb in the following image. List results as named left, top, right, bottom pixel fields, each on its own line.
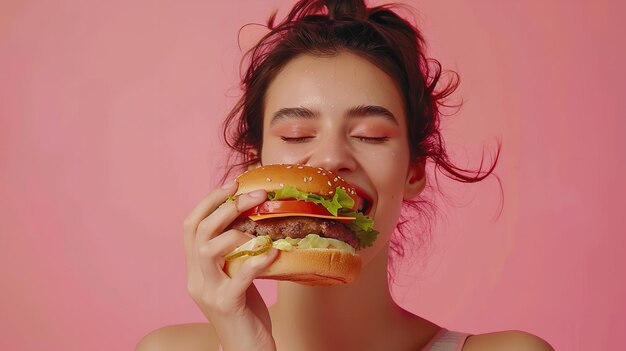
left=227, top=248, right=279, bottom=295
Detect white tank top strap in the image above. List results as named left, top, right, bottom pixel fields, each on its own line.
left=420, top=327, right=473, bottom=351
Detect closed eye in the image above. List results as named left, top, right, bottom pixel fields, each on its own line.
left=280, top=136, right=389, bottom=143
left=354, top=136, right=389, bottom=143
left=280, top=136, right=314, bottom=143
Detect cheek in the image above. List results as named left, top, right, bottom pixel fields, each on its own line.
left=373, top=163, right=408, bottom=201
left=260, top=138, right=303, bottom=165
left=370, top=166, right=407, bottom=234
left=261, top=148, right=303, bottom=165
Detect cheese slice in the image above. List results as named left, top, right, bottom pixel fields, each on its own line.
left=248, top=213, right=356, bottom=221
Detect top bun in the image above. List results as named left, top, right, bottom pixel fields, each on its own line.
left=235, top=164, right=357, bottom=207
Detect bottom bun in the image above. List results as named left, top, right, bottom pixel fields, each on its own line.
left=224, top=248, right=361, bottom=286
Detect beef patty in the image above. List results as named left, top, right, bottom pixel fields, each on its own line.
left=227, top=216, right=359, bottom=249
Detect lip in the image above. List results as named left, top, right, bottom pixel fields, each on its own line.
left=347, top=183, right=374, bottom=216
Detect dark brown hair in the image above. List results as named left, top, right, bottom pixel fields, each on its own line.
left=221, top=0, right=500, bottom=267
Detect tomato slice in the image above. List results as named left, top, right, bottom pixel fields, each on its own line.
left=241, top=200, right=333, bottom=217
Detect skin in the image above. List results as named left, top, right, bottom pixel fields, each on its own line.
left=136, top=52, right=554, bottom=351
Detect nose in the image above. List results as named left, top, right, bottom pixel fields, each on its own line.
left=303, top=134, right=358, bottom=174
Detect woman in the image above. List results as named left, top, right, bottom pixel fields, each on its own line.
left=137, top=0, right=554, bottom=350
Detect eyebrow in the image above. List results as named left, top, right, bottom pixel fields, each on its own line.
left=270, top=104, right=398, bottom=126
left=346, top=105, right=398, bottom=125
left=270, top=107, right=318, bottom=126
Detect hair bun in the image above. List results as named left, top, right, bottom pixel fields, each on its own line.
left=325, top=0, right=366, bottom=20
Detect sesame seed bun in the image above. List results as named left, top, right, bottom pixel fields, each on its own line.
left=224, top=247, right=361, bottom=285
left=235, top=164, right=358, bottom=211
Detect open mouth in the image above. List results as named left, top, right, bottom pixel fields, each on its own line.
left=356, top=196, right=371, bottom=215
left=351, top=185, right=373, bottom=216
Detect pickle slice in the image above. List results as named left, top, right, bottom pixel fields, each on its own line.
left=224, top=235, right=272, bottom=261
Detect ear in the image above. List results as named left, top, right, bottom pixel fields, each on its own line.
left=404, top=158, right=426, bottom=199
left=246, top=148, right=262, bottom=170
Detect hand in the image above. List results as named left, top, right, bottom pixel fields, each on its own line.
left=184, top=181, right=279, bottom=351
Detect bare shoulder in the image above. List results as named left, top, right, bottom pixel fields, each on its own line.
left=463, top=330, right=554, bottom=351
left=135, top=323, right=219, bottom=351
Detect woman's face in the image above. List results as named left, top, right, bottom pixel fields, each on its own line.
left=260, top=51, right=424, bottom=265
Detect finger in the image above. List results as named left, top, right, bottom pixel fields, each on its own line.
left=226, top=248, right=279, bottom=296
left=196, top=229, right=256, bottom=283
left=183, top=181, right=237, bottom=254
left=195, top=189, right=267, bottom=244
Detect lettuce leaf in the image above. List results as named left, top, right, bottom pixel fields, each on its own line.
left=268, top=185, right=379, bottom=248
left=269, top=185, right=354, bottom=216
left=339, top=210, right=379, bottom=248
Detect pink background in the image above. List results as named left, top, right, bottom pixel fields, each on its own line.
left=1, top=0, right=624, bottom=350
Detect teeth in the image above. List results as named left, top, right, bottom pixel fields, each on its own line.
left=356, top=196, right=368, bottom=213
left=362, top=199, right=372, bottom=214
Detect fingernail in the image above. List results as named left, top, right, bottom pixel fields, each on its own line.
left=248, top=189, right=265, bottom=198
left=221, top=180, right=235, bottom=189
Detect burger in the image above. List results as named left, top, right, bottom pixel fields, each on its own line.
left=223, top=164, right=378, bottom=285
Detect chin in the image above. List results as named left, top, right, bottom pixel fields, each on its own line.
left=358, top=231, right=392, bottom=268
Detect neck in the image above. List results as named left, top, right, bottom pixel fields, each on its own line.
left=270, top=244, right=435, bottom=350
